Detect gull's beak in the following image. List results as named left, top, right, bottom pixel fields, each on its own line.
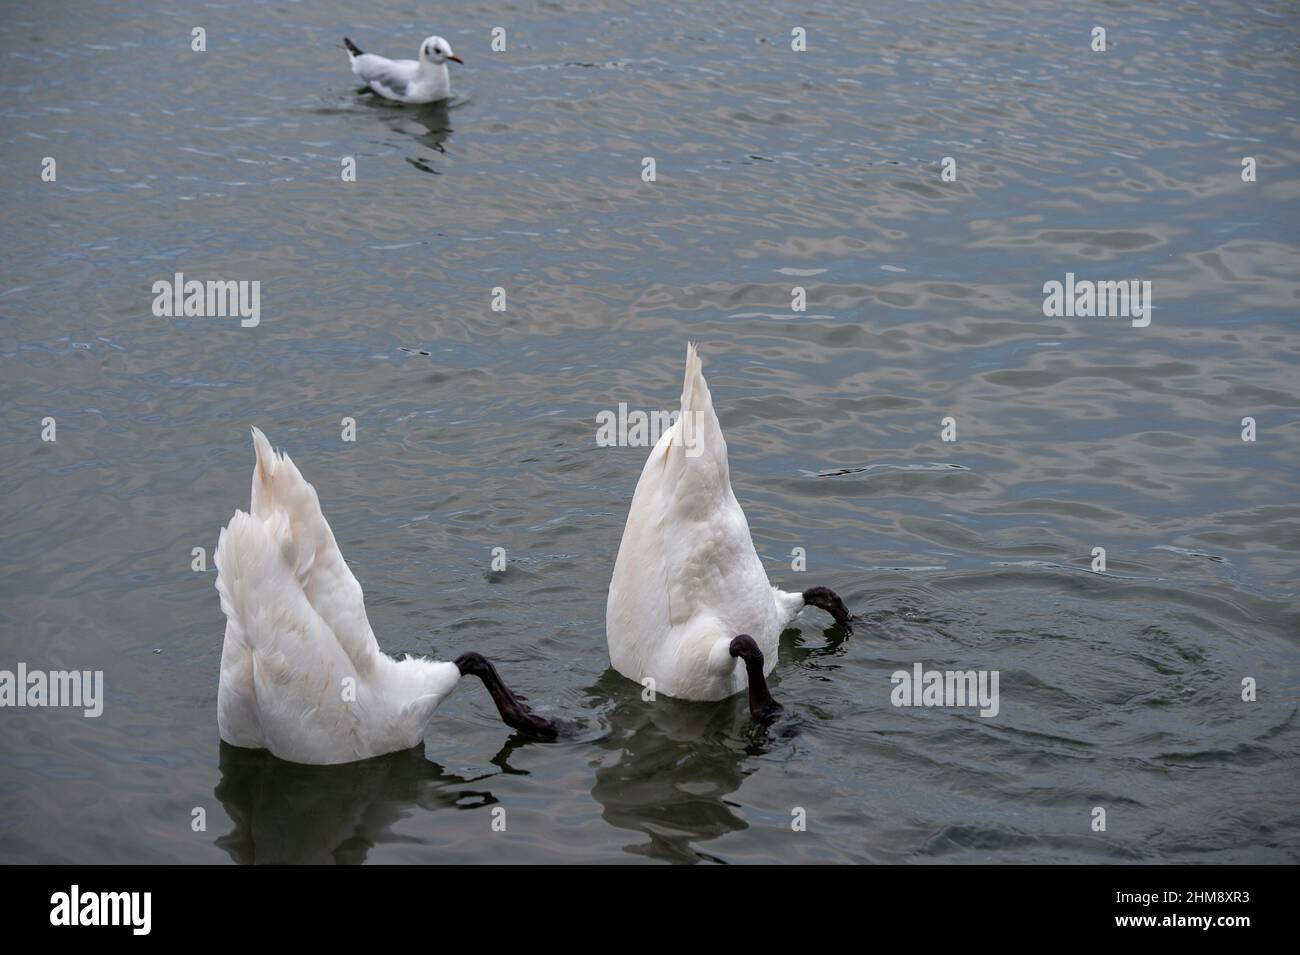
left=447, top=54, right=463, bottom=64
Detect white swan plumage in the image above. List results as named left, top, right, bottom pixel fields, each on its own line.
left=605, top=344, right=851, bottom=719
left=215, top=427, right=553, bottom=765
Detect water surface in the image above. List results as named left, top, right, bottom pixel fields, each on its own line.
left=1, top=0, right=1298, bottom=863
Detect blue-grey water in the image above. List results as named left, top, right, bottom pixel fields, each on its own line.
left=1, top=0, right=1298, bottom=863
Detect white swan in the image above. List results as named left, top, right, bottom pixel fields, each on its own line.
left=344, top=35, right=462, bottom=105
left=605, top=344, right=852, bottom=723
left=215, top=427, right=555, bottom=765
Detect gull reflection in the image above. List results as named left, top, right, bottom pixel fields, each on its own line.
left=359, top=97, right=456, bottom=170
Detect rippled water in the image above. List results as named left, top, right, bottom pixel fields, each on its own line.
left=2, top=0, right=1298, bottom=863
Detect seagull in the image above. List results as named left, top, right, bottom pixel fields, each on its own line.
left=343, top=35, right=462, bottom=105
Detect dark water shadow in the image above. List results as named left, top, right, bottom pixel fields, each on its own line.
left=213, top=741, right=495, bottom=864
left=578, top=618, right=858, bottom=862
left=783, top=619, right=856, bottom=662
left=357, top=97, right=455, bottom=160
left=582, top=667, right=796, bottom=864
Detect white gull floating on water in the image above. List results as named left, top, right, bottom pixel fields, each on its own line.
left=344, top=35, right=462, bottom=104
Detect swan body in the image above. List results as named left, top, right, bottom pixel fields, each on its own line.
left=606, top=345, right=849, bottom=711
left=216, top=428, right=550, bottom=765
left=344, top=35, right=461, bottom=105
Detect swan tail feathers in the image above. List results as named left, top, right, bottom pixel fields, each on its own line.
left=664, top=342, right=730, bottom=510
left=243, top=428, right=381, bottom=672
left=215, top=505, right=366, bottom=760
left=680, top=341, right=712, bottom=417
left=215, top=508, right=303, bottom=655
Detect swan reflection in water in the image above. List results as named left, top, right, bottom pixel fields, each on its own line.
left=586, top=624, right=851, bottom=864
left=214, top=625, right=849, bottom=864
left=214, top=740, right=513, bottom=864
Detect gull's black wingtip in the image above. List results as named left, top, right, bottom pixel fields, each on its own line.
left=343, top=37, right=363, bottom=57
